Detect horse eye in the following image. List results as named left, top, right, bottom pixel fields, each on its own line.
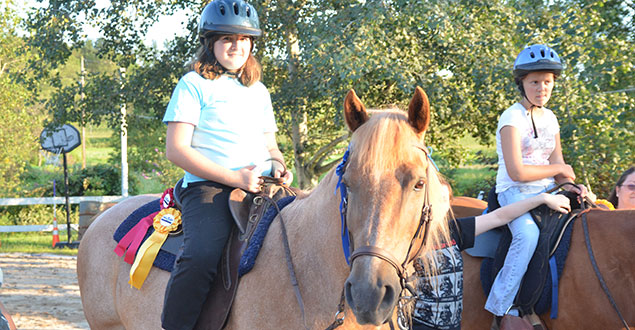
left=414, top=179, right=425, bottom=191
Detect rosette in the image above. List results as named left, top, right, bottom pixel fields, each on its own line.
left=129, top=208, right=182, bottom=289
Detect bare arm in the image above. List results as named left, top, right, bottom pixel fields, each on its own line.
left=500, top=126, right=575, bottom=182
left=264, top=132, right=293, bottom=185
left=165, top=122, right=261, bottom=192
left=548, top=134, right=588, bottom=196
left=474, top=193, right=571, bottom=236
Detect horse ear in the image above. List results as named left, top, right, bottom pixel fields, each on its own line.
left=408, top=86, right=430, bottom=134
left=344, top=89, right=369, bottom=132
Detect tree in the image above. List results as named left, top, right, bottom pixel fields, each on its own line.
left=29, top=0, right=634, bottom=195
left=0, top=0, right=47, bottom=197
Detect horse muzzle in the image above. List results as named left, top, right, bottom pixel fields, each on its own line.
left=344, top=256, right=401, bottom=325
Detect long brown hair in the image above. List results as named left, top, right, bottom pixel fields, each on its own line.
left=191, top=34, right=262, bottom=87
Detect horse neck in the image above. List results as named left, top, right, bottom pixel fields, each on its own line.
left=280, top=168, right=351, bottom=280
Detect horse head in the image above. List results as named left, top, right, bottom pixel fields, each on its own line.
left=339, top=87, right=451, bottom=325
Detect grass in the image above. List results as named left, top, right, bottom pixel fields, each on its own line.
left=0, top=230, right=78, bottom=256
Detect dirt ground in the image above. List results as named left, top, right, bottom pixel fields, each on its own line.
left=0, top=253, right=89, bottom=330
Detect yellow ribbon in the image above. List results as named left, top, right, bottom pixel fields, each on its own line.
left=129, top=208, right=181, bottom=289
left=595, top=199, right=615, bottom=210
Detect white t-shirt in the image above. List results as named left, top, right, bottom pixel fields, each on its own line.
left=495, top=102, right=559, bottom=193
left=163, top=72, right=278, bottom=187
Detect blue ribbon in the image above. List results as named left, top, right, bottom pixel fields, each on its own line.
left=335, top=146, right=351, bottom=265
left=427, top=146, right=440, bottom=172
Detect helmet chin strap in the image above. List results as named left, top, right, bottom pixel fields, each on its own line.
left=521, top=94, right=540, bottom=139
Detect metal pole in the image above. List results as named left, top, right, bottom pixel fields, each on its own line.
left=120, top=68, right=128, bottom=197
left=63, top=152, right=72, bottom=244
left=80, top=55, right=86, bottom=169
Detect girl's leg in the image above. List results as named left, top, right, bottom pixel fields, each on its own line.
left=161, top=181, right=234, bottom=330
left=484, top=188, right=540, bottom=316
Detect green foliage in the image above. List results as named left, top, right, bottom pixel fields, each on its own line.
left=0, top=1, right=47, bottom=197
left=49, top=164, right=140, bottom=196
left=19, top=0, right=635, bottom=195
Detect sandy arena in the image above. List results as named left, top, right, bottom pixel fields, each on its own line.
left=0, top=253, right=89, bottom=330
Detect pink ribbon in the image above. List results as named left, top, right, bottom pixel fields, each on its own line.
left=114, top=211, right=158, bottom=264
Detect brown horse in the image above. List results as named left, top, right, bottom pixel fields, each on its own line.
left=77, top=87, right=452, bottom=329
left=452, top=197, right=635, bottom=330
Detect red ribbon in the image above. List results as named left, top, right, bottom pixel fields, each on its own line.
left=114, top=211, right=159, bottom=264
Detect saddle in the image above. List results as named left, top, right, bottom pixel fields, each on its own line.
left=484, top=184, right=583, bottom=316
left=177, top=177, right=297, bottom=330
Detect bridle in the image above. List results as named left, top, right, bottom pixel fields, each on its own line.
left=335, top=143, right=435, bottom=276
left=327, top=142, right=437, bottom=329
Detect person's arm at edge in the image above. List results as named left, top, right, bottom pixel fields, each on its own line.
left=473, top=193, right=571, bottom=236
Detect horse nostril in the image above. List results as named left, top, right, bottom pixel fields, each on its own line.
left=380, top=284, right=396, bottom=310
left=344, top=280, right=355, bottom=309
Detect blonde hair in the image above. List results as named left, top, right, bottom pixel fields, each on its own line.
left=191, top=34, right=262, bottom=87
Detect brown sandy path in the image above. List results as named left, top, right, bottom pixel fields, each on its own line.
left=0, top=253, right=89, bottom=330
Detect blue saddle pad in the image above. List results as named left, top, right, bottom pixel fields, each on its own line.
left=113, top=199, right=177, bottom=271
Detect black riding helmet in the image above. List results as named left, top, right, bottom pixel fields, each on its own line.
left=198, top=0, right=262, bottom=44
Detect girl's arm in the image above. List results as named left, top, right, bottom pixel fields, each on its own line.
left=264, top=132, right=293, bottom=185
left=166, top=122, right=262, bottom=192
left=474, top=193, right=570, bottom=236
left=500, top=126, right=575, bottom=182
left=548, top=134, right=588, bottom=196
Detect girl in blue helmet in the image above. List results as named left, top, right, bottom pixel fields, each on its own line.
left=485, top=44, right=588, bottom=328
left=161, top=1, right=292, bottom=329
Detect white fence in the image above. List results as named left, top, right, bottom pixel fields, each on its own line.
left=0, top=196, right=125, bottom=233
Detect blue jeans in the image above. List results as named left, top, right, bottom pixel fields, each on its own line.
left=484, top=185, right=551, bottom=316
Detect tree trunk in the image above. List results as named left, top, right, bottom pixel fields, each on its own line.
left=283, top=17, right=313, bottom=189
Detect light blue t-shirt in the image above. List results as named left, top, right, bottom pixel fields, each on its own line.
left=163, top=71, right=278, bottom=187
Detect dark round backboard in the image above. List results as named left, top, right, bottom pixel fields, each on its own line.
left=40, top=124, right=81, bottom=153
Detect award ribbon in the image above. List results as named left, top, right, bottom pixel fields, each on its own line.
left=129, top=208, right=181, bottom=289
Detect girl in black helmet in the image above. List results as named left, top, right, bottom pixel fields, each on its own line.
left=485, top=44, right=588, bottom=329
left=161, top=1, right=292, bottom=329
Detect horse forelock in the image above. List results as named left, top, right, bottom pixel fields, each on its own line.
left=349, top=110, right=427, bottom=178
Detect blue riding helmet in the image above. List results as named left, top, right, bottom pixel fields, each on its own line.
left=198, top=0, right=262, bottom=43
left=513, top=44, right=563, bottom=78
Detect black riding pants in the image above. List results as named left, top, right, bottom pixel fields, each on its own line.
left=161, top=181, right=234, bottom=330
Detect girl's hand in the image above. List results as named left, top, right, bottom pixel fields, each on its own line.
left=272, top=161, right=294, bottom=185
left=564, top=183, right=589, bottom=198
left=236, top=165, right=262, bottom=193
left=559, top=164, right=576, bottom=181
left=543, top=193, right=571, bottom=214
